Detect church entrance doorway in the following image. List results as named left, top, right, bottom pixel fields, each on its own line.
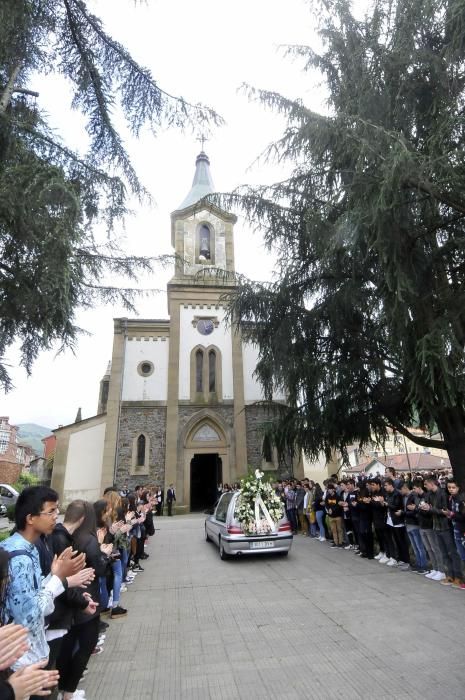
left=190, top=453, right=222, bottom=511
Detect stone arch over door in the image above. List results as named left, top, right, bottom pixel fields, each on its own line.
left=178, top=409, right=232, bottom=508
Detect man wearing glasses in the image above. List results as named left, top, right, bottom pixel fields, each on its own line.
left=0, top=486, right=88, bottom=671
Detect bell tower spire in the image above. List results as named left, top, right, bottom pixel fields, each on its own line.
left=170, top=150, right=237, bottom=282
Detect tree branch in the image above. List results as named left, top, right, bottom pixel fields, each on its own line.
left=386, top=421, right=446, bottom=449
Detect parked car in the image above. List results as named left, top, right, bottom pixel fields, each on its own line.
left=0, top=484, right=19, bottom=510
left=205, top=491, right=293, bottom=560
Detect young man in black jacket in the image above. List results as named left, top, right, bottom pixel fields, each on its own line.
left=421, top=476, right=463, bottom=584
left=383, top=479, right=411, bottom=569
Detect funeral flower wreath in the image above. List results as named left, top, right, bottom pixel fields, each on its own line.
left=235, top=469, right=284, bottom=535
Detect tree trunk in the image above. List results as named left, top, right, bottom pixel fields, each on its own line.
left=0, top=64, right=22, bottom=115
left=444, top=438, right=465, bottom=487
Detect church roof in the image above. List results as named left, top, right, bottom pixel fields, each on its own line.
left=175, top=151, right=215, bottom=211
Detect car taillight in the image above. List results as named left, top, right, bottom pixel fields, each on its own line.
left=278, top=522, right=292, bottom=532
left=227, top=525, right=242, bottom=534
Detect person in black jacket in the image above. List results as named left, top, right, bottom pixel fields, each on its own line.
left=383, top=478, right=410, bottom=568
left=324, top=484, right=345, bottom=548
left=401, top=483, right=428, bottom=572
left=354, top=484, right=374, bottom=558
left=367, top=479, right=389, bottom=561
left=56, top=501, right=109, bottom=700
left=422, top=476, right=463, bottom=584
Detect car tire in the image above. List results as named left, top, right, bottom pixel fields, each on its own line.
left=278, top=551, right=289, bottom=557
left=205, top=527, right=211, bottom=542
left=219, top=537, right=230, bottom=560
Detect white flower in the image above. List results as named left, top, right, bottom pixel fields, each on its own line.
left=254, top=469, right=264, bottom=479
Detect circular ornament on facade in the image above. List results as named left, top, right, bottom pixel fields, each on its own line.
left=197, top=319, right=214, bottom=336
left=137, top=361, right=154, bottom=377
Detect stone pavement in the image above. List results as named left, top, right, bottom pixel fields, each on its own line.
left=83, top=515, right=465, bottom=699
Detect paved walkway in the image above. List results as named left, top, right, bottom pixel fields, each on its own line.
left=83, top=515, right=465, bottom=699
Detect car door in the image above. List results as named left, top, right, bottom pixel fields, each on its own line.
left=212, top=493, right=233, bottom=542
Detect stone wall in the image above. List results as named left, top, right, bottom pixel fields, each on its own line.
left=116, top=406, right=167, bottom=489
left=0, top=460, right=22, bottom=485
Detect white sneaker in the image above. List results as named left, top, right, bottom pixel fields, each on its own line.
left=386, top=558, right=398, bottom=567
left=344, top=544, right=353, bottom=550
left=425, top=570, right=438, bottom=579
left=374, top=552, right=384, bottom=560
left=379, top=555, right=390, bottom=564
left=319, top=537, right=326, bottom=542
left=432, top=571, right=446, bottom=581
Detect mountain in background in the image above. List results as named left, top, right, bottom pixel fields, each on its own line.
left=17, top=424, right=52, bottom=456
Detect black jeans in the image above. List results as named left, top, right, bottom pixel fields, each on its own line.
left=56, top=617, right=100, bottom=693
left=358, top=520, right=374, bottom=558
left=167, top=500, right=174, bottom=515
left=385, top=525, right=410, bottom=563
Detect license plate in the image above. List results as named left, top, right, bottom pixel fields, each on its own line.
left=250, top=540, right=274, bottom=549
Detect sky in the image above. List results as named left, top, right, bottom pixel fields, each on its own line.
left=3, top=0, right=325, bottom=429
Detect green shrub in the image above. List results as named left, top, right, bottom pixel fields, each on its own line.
left=0, top=530, right=11, bottom=542
left=12, top=472, right=40, bottom=493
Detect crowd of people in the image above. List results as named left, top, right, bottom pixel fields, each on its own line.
left=0, top=483, right=158, bottom=700
left=277, top=467, right=465, bottom=587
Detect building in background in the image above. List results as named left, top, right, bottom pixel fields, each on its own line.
left=52, top=152, right=301, bottom=508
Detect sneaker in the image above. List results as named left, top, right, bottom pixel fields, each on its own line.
left=452, top=581, right=465, bottom=589
left=100, top=608, right=111, bottom=617
left=425, top=570, right=437, bottom=578
left=120, top=585, right=128, bottom=593
left=398, top=563, right=411, bottom=571
left=431, top=571, right=446, bottom=581
left=110, top=606, right=128, bottom=619
left=378, top=555, right=390, bottom=564
left=440, top=576, right=455, bottom=586
left=344, top=544, right=354, bottom=550
left=386, top=558, right=398, bottom=567
left=356, top=551, right=363, bottom=556
left=374, top=552, right=384, bottom=560
left=140, top=553, right=149, bottom=559
left=91, top=646, right=104, bottom=655
left=319, top=537, right=326, bottom=542
left=132, top=564, right=144, bottom=572
left=330, top=543, right=338, bottom=548
left=413, top=568, right=428, bottom=574
left=98, top=621, right=109, bottom=632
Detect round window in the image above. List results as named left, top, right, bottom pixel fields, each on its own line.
left=137, top=361, right=154, bottom=377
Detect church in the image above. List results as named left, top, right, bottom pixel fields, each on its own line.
left=51, top=151, right=299, bottom=511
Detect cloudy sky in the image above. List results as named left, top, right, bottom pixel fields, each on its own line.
left=3, top=0, right=325, bottom=429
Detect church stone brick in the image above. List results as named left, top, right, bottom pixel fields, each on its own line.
left=115, top=406, right=166, bottom=489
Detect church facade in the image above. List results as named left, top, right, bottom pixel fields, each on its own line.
left=52, top=152, right=298, bottom=510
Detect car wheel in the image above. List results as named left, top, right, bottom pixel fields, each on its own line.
left=205, top=527, right=211, bottom=542
left=278, top=551, right=289, bottom=557
left=219, top=537, right=230, bottom=560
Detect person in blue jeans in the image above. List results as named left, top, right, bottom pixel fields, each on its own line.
left=313, top=483, right=326, bottom=541
left=446, top=479, right=465, bottom=581
left=402, top=482, right=428, bottom=572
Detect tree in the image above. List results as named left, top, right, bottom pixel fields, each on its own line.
left=219, top=0, right=465, bottom=483
left=0, top=0, right=220, bottom=390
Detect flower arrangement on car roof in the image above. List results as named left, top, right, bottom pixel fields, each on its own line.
left=235, top=469, right=284, bottom=535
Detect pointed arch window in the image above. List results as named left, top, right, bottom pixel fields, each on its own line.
left=208, top=350, right=216, bottom=392
left=263, top=435, right=273, bottom=463
left=198, top=224, right=211, bottom=260
left=136, top=434, right=146, bottom=467
left=196, top=349, right=204, bottom=393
